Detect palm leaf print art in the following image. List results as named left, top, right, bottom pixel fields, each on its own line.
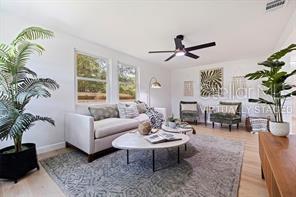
left=200, top=68, right=223, bottom=97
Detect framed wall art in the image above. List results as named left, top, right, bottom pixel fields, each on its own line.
left=184, top=81, right=193, bottom=96
left=200, top=67, right=223, bottom=97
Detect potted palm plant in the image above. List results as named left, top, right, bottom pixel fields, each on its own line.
left=245, top=44, right=296, bottom=136
left=0, top=27, right=59, bottom=182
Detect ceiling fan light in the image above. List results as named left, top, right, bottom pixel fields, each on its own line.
left=176, top=51, right=185, bottom=56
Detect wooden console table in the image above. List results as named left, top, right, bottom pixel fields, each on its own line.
left=259, top=132, right=296, bottom=197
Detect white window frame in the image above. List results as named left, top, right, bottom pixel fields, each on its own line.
left=117, top=61, right=139, bottom=102
left=74, top=49, right=110, bottom=104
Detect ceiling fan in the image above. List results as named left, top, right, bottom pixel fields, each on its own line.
left=148, top=35, right=216, bottom=62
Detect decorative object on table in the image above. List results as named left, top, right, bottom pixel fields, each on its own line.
left=245, top=117, right=270, bottom=133
left=179, top=101, right=200, bottom=124
left=138, top=121, right=152, bottom=135
left=231, top=76, right=247, bottom=98
left=245, top=44, right=296, bottom=136
left=162, top=122, right=196, bottom=134
left=210, top=102, right=242, bottom=131
left=135, top=100, right=164, bottom=129
left=184, top=81, right=194, bottom=96
left=148, top=77, right=161, bottom=106
left=200, top=67, right=223, bottom=97
left=0, top=27, right=59, bottom=183
left=144, top=132, right=182, bottom=144
left=167, top=114, right=179, bottom=129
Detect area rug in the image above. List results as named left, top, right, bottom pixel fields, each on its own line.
left=41, top=134, right=244, bottom=197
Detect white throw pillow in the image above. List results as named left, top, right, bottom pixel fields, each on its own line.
left=217, top=105, right=238, bottom=114
left=117, top=103, right=139, bottom=118
left=181, top=104, right=197, bottom=111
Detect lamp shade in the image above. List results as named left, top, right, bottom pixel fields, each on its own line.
left=151, top=81, right=161, bottom=88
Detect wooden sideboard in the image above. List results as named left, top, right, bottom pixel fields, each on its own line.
left=259, top=132, right=296, bottom=197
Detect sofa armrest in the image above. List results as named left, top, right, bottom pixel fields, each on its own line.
left=154, top=107, right=167, bottom=120
left=65, top=113, right=95, bottom=154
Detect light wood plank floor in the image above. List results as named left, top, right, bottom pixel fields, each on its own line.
left=0, top=125, right=268, bottom=197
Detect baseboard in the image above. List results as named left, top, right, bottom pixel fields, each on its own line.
left=37, top=142, right=65, bottom=154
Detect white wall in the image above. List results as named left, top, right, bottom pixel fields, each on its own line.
left=275, top=8, right=296, bottom=132
left=170, top=57, right=282, bottom=123
left=0, top=12, right=171, bottom=152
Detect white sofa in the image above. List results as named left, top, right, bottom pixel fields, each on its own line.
left=65, top=104, right=166, bottom=162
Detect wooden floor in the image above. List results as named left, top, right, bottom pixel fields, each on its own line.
left=0, top=125, right=268, bottom=197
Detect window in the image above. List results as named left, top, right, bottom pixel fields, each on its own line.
left=118, top=62, right=137, bottom=101
left=76, top=52, right=109, bottom=103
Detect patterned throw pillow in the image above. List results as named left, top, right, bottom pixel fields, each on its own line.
left=88, top=105, right=119, bottom=121
left=136, top=103, right=147, bottom=114
left=117, top=103, right=139, bottom=118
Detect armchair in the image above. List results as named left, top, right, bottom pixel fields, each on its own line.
left=210, top=102, right=242, bottom=131
left=179, top=101, right=200, bottom=124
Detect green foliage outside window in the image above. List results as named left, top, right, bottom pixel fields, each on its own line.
left=118, top=63, right=137, bottom=101
left=76, top=53, right=107, bottom=102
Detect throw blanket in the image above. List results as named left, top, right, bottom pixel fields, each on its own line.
left=135, top=101, right=164, bottom=128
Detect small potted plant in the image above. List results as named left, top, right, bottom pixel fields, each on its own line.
left=245, top=44, right=296, bottom=136
left=0, top=27, right=59, bottom=182
left=167, top=114, right=179, bottom=129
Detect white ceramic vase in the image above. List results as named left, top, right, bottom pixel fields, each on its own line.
left=269, top=121, right=290, bottom=137
left=168, top=121, right=177, bottom=129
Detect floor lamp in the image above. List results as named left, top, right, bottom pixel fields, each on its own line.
left=148, top=77, right=161, bottom=106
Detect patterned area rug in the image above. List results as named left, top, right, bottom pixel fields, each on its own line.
left=41, top=134, right=244, bottom=197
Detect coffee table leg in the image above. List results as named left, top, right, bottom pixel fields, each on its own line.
left=127, top=150, right=129, bottom=164
left=152, top=150, right=155, bottom=172
left=177, top=146, right=180, bottom=164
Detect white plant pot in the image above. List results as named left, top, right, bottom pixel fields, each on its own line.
left=269, top=121, right=290, bottom=137
left=168, top=122, right=177, bottom=129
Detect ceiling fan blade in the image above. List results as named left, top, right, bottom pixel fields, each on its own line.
left=185, top=42, right=216, bottom=51
left=165, top=53, right=176, bottom=61
left=174, top=38, right=183, bottom=49
left=148, top=50, right=175, bottom=53
left=185, top=52, right=199, bottom=59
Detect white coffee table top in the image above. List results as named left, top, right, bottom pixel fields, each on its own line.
left=112, top=131, right=190, bottom=150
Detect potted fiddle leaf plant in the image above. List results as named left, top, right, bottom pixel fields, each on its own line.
left=0, top=27, right=59, bottom=183
left=245, top=44, right=296, bottom=136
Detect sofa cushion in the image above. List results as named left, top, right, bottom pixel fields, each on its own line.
left=94, top=118, right=138, bottom=139
left=211, top=112, right=240, bottom=120
left=88, top=104, right=119, bottom=121
left=133, top=113, right=150, bottom=123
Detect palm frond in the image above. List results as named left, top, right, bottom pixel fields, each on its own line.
left=15, top=41, right=45, bottom=69
left=16, top=88, right=51, bottom=108
left=0, top=43, right=12, bottom=63
left=12, top=27, right=54, bottom=46
left=18, top=78, right=59, bottom=92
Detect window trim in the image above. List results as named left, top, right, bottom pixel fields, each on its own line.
left=74, top=49, right=110, bottom=104
left=117, top=61, right=139, bottom=102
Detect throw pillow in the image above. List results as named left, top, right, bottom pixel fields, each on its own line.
left=136, top=103, right=147, bottom=113
left=88, top=105, right=119, bottom=121
left=181, top=104, right=197, bottom=111
left=117, top=103, right=139, bottom=118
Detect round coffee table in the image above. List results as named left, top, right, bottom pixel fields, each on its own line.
left=112, top=131, right=190, bottom=172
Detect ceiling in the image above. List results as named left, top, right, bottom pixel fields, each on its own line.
left=1, top=0, right=296, bottom=69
